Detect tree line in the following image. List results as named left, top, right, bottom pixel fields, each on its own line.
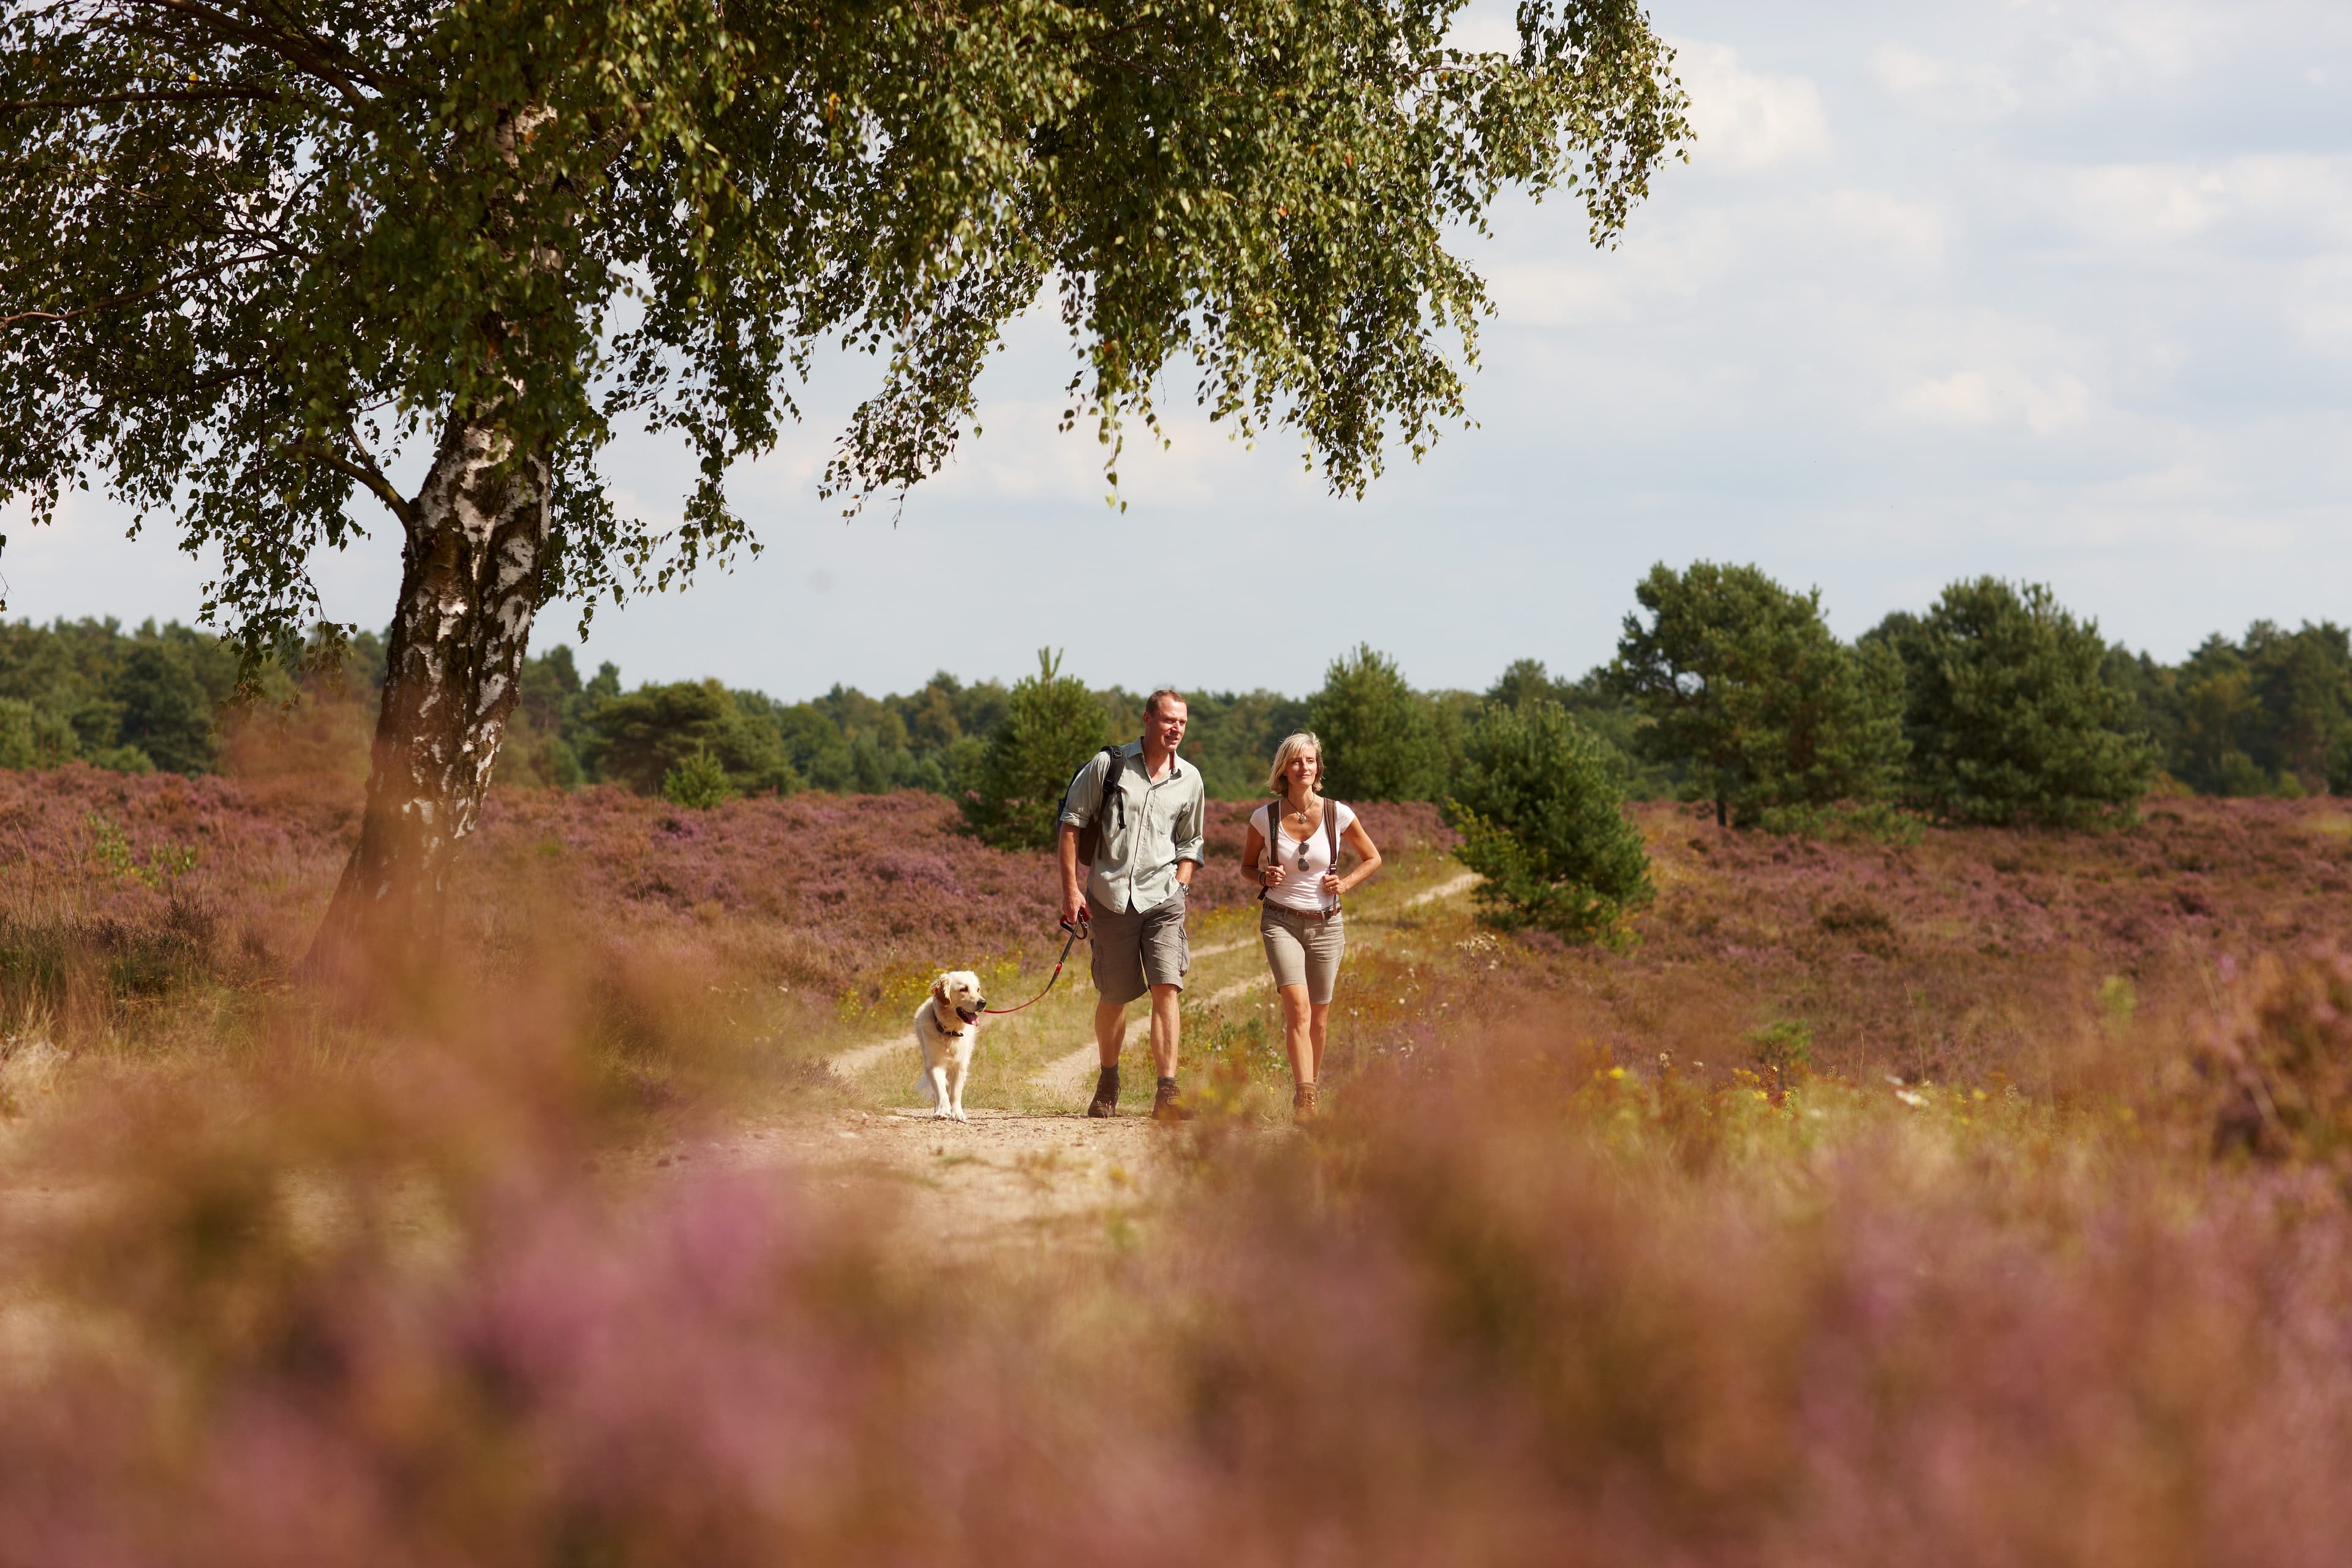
left=4, top=567, right=2346, bottom=824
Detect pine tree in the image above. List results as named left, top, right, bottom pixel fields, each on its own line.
left=1449, top=699, right=1651, bottom=943
left=963, top=650, right=1109, bottom=851
left=1306, top=645, right=1448, bottom=802
left=1878, top=578, right=2154, bottom=827
left=1613, top=562, right=1905, bottom=827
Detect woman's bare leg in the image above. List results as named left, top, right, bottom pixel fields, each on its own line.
left=1309, top=1002, right=1332, bottom=1080
left=1278, top=984, right=1314, bottom=1084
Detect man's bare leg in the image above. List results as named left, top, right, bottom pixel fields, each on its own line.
left=1087, top=998, right=1127, bottom=1117
left=1148, top=984, right=1182, bottom=1079
left=1095, top=998, right=1128, bottom=1068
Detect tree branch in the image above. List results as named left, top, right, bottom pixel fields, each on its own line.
left=290, top=430, right=417, bottom=533
left=1, top=87, right=282, bottom=110
left=118, top=0, right=383, bottom=105
left=0, top=249, right=279, bottom=330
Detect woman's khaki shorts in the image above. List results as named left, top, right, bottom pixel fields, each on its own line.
left=1260, top=903, right=1346, bottom=1004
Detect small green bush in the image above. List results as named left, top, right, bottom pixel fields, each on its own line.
left=962, top=649, right=1109, bottom=850
left=1749, top=1020, right=1812, bottom=1076
left=1448, top=699, right=1652, bottom=944
left=662, top=747, right=736, bottom=810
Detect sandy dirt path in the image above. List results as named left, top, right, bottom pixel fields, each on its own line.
left=726, top=867, right=1483, bottom=1251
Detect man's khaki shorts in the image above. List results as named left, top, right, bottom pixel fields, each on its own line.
left=1088, top=889, right=1189, bottom=1006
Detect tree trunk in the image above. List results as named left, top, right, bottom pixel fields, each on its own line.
left=311, top=413, right=550, bottom=968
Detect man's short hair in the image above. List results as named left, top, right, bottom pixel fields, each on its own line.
left=1144, top=687, right=1186, bottom=719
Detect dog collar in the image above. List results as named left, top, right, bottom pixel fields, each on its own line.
left=933, top=1010, right=970, bottom=1036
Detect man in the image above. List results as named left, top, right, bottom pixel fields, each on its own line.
left=1058, top=688, right=1205, bottom=1120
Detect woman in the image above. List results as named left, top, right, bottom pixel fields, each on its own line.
left=1240, top=732, right=1382, bottom=1123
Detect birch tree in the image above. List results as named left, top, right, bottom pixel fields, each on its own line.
left=0, top=0, right=1686, bottom=955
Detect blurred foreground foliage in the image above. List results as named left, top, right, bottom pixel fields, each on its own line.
left=9, top=838, right=2352, bottom=1560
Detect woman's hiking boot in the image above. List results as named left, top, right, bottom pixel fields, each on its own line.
left=1087, top=1067, right=1120, bottom=1118
left=1292, top=1081, right=1319, bottom=1125
left=1152, top=1077, right=1194, bottom=1123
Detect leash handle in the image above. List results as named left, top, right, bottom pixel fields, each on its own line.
left=982, top=913, right=1090, bottom=1017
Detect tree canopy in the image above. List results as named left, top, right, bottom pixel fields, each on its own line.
left=1869, top=578, right=2154, bottom=829
left=962, top=647, right=1107, bottom=850
left=1307, top=643, right=1449, bottom=801
left=2, top=0, right=1688, bottom=650
left=1612, top=562, right=1905, bottom=827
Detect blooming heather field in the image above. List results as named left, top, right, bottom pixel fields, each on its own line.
left=4, top=767, right=2352, bottom=1564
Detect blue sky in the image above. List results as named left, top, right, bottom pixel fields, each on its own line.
left=9, top=0, right=2350, bottom=701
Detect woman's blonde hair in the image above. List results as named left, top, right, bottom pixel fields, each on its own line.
left=1265, top=731, right=1324, bottom=797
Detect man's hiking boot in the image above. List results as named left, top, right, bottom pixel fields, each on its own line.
left=1087, top=1067, right=1120, bottom=1118
left=1292, top=1082, right=1319, bottom=1126
left=1152, top=1077, right=1194, bottom=1123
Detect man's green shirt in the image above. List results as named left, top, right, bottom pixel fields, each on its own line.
left=1058, top=740, right=1206, bottom=914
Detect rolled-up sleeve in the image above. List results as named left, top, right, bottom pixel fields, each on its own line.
left=1172, top=771, right=1205, bottom=865
left=1057, top=751, right=1102, bottom=830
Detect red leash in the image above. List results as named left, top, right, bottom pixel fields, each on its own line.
left=982, top=911, right=1090, bottom=1016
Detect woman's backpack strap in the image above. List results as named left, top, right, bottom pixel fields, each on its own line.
left=1251, top=801, right=1272, bottom=902
left=1325, top=801, right=1343, bottom=912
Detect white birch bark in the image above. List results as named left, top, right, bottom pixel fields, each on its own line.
left=314, top=412, right=549, bottom=960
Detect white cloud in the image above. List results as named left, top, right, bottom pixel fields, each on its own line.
left=932, top=399, right=1293, bottom=509
left=1899, top=369, right=2092, bottom=435
left=2289, top=257, right=2352, bottom=360
left=2033, top=154, right=2352, bottom=249
left=1819, top=189, right=1948, bottom=265
left=2062, top=164, right=2231, bottom=243
left=1868, top=44, right=2021, bottom=119
left=1673, top=42, right=1831, bottom=172
left=1482, top=262, right=1625, bottom=327
left=1444, top=11, right=1518, bottom=55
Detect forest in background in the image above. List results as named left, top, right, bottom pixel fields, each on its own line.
left=2, top=603, right=2347, bottom=804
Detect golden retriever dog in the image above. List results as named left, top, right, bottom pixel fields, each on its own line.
left=913, top=970, right=987, bottom=1121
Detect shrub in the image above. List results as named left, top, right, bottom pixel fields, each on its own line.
left=584, top=680, right=799, bottom=798
left=1306, top=644, right=1449, bottom=801
left=662, top=747, right=735, bottom=810
left=1875, top=578, right=2154, bottom=828
left=962, top=648, right=1108, bottom=850
left=1748, top=1019, right=1812, bottom=1076
left=1613, top=562, right=1907, bottom=828
left=1448, top=699, right=1652, bottom=943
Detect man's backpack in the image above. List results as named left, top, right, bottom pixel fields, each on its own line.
left=1065, top=744, right=1127, bottom=864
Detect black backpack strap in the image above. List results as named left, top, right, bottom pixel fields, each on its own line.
left=1104, top=744, right=1126, bottom=827
left=1067, top=745, right=1124, bottom=866
left=1251, top=801, right=1271, bottom=902
left=1325, top=801, right=1343, bottom=911
left=1062, top=745, right=1115, bottom=823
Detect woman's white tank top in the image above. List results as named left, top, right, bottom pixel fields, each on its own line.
left=1256, top=799, right=1355, bottom=914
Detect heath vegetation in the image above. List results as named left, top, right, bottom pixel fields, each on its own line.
left=4, top=714, right=2351, bottom=1560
